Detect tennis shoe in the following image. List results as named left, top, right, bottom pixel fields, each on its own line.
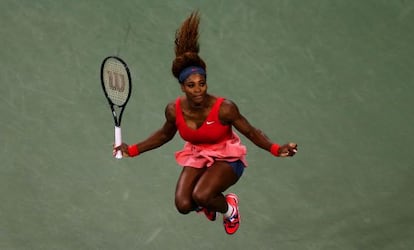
left=223, top=193, right=240, bottom=235
left=196, top=207, right=217, bottom=221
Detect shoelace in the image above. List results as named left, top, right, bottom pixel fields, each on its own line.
left=225, top=214, right=239, bottom=225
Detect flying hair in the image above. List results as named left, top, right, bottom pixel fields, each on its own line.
left=172, top=11, right=207, bottom=81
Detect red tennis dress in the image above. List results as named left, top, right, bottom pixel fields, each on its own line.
left=174, top=97, right=248, bottom=168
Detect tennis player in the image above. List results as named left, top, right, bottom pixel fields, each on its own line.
left=114, top=11, right=298, bottom=235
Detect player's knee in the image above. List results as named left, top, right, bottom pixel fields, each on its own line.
left=175, top=198, right=193, bottom=214
left=192, top=190, right=210, bottom=208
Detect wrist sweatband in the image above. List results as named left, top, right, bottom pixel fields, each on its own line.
left=270, top=144, right=280, bottom=157
left=127, top=144, right=140, bottom=157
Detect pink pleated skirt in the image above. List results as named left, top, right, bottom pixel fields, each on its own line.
left=175, top=132, right=248, bottom=168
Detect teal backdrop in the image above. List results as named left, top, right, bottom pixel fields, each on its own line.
left=1, top=0, right=413, bottom=249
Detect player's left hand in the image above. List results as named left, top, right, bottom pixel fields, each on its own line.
left=279, top=143, right=298, bottom=157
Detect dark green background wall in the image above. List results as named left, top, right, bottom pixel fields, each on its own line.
left=1, top=0, right=413, bottom=249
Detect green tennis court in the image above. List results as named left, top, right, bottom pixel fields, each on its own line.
left=1, top=0, right=413, bottom=249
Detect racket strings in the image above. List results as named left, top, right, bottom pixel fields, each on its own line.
left=103, top=60, right=130, bottom=106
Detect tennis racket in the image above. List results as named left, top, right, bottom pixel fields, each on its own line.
left=100, top=56, right=132, bottom=159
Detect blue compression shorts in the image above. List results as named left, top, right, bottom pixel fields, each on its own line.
left=228, top=160, right=245, bottom=178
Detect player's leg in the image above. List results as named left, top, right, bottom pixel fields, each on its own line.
left=175, top=166, right=206, bottom=214
left=192, top=161, right=242, bottom=213
left=192, top=160, right=243, bottom=234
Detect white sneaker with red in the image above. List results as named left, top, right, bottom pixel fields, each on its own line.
left=223, top=193, right=240, bottom=234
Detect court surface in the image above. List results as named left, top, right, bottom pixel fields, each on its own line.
left=1, top=0, right=413, bottom=249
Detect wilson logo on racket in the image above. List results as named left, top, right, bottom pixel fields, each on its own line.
left=106, top=70, right=126, bottom=92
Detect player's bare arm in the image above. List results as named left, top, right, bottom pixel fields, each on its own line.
left=219, top=99, right=273, bottom=151
left=115, top=102, right=177, bottom=156
left=220, top=99, right=297, bottom=156
left=135, top=102, right=177, bottom=153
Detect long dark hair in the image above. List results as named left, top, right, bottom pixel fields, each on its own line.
left=171, top=11, right=206, bottom=81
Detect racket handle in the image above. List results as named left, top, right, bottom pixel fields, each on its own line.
left=114, top=126, right=123, bottom=159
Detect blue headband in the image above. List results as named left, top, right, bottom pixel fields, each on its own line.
left=178, top=66, right=206, bottom=83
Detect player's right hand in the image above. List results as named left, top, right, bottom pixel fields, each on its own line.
left=113, top=143, right=129, bottom=157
